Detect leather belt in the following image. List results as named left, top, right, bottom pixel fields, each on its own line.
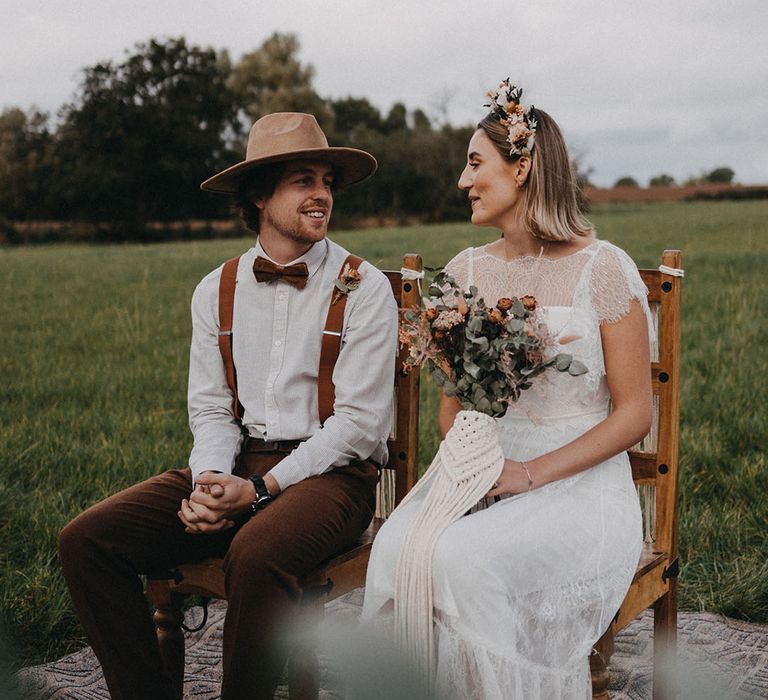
left=241, top=436, right=304, bottom=454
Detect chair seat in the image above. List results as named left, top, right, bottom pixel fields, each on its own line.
left=164, top=527, right=668, bottom=621
left=165, top=517, right=387, bottom=602
left=615, top=542, right=669, bottom=630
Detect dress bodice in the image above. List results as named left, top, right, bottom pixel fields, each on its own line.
left=444, top=240, right=654, bottom=426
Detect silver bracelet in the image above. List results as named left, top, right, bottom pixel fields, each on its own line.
left=520, top=461, right=534, bottom=491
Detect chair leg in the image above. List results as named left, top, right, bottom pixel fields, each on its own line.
left=653, top=578, right=678, bottom=700
left=287, top=593, right=325, bottom=700
left=146, top=579, right=187, bottom=700
left=590, top=626, right=615, bottom=700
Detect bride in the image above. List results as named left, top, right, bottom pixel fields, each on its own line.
left=362, top=80, right=653, bottom=699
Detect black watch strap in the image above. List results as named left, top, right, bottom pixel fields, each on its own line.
left=248, top=475, right=273, bottom=515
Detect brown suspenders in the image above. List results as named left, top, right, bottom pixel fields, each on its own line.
left=217, top=256, right=244, bottom=421
left=216, top=253, right=363, bottom=427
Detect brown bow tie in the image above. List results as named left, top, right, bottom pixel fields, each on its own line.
left=252, top=257, right=309, bottom=290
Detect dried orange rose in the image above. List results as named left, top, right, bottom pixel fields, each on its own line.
left=488, top=309, right=505, bottom=325
left=425, top=307, right=439, bottom=321
left=520, top=295, right=537, bottom=311
left=496, top=297, right=513, bottom=311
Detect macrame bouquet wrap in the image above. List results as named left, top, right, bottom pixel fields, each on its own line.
left=394, top=409, right=505, bottom=681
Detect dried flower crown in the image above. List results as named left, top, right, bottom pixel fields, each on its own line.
left=484, top=78, right=538, bottom=157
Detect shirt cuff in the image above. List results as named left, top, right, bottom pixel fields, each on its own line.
left=266, top=454, right=307, bottom=492
left=189, top=439, right=241, bottom=482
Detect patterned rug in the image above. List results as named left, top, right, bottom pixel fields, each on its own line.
left=16, top=589, right=768, bottom=699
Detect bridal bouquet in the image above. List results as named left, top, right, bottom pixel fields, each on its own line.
left=400, top=270, right=586, bottom=415
left=393, top=271, right=588, bottom=683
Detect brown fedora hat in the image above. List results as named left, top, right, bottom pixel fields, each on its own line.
left=200, top=112, right=377, bottom=193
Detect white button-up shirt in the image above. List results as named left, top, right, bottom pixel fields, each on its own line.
left=187, top=237, right=398, bottom=490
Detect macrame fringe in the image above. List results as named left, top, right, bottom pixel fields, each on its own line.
left=393, top=411, right=505, bottom=688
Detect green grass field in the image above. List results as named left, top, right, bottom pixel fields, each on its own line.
left=1, top=199, right=767, bottom=667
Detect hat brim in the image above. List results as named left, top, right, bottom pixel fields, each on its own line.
left=200, top=147, right=377, bottom=193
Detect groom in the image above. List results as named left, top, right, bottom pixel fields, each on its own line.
left=58, top=112, right=399, bottom=700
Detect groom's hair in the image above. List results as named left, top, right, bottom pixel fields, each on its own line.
left=479, top=109, right=593, bottom=242
left=233, top=164, right=285, bottom=233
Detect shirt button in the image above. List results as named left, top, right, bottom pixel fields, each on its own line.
left=278, top=293, right=286, bottom=300
left=274, top=340, right=282, bottom=347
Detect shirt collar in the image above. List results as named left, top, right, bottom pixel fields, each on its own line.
left=253, top=237, right=329, bottom=281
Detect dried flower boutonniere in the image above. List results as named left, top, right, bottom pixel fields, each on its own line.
left=332, top=263, right=362, bottom=304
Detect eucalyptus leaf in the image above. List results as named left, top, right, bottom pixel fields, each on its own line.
left=568, top=360, right=588, bottom=376
left=555, top=353, right=572, bottom=371
left=464, top=360, right=481, bottom=379
left=476, top=396, right=492, bottom=413
left=468, top=317, right=484, bottom=333
left=431, top=365, right=447, bottom=384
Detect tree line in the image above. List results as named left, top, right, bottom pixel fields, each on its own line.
left=0, top=33, right=475, bottom=240
left=613, top=167, right=736, bottom=189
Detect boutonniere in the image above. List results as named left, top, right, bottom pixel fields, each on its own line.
left=332, top=263, right=362, bottom=304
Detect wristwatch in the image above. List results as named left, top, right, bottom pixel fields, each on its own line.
left=248, top=475, right=274, bottom=516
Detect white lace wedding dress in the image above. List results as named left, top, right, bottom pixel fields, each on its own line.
left=362, top=239, right=653, bottom=700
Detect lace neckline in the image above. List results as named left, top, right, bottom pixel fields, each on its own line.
left=480, top=239, right=600, bottom=264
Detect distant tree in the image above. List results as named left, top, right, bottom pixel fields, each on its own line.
left=705, top=167, right=735, bottom=184
left=330, top=97, right=383, bottom=140
left=571, top=151, right=595, bottom=190
left=614, top=176, right=639, bottom=188
left=428, top=86, right=454, bottom=127
left=0, top=107, right=54, bottom=219
left=333, top=124, right=474, bottom=222
left=411, top=109, right=431, bottom=131
left=56, top=37, right=241, bottom=223
left=382, top=103, right=407, bottom=134
left=228, top=33, right=330, bottom=127
left=649, top=174, right=675, bottom=187
left=570, top=160, right=593, bottom=214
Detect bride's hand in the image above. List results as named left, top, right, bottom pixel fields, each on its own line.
left=486, top=459, right=534, bottom=497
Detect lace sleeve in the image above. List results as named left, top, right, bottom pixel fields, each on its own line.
left=443, top=248, right=471, bottom=289
left=590, top=243, right=656, bottom=343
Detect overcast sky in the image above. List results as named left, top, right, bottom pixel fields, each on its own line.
left=2, top=0, right=767, bottom=187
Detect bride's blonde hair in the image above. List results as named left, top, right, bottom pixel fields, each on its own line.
left=479, top=109, right=594, bottom=241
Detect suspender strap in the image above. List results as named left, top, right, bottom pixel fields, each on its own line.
left=318, top=254, right=363, bottom=425
left=217, top=256, right=244, bottom=421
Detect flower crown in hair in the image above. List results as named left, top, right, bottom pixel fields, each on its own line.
left=484, top=78, right=537, bottom=157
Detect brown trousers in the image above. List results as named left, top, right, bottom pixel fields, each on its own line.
left=58, top=448, right=378, bottom=700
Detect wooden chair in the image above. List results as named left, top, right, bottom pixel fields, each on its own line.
left=145, top=253, right=423, bottom=700
left=590, top=249, right=683, bottom=699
